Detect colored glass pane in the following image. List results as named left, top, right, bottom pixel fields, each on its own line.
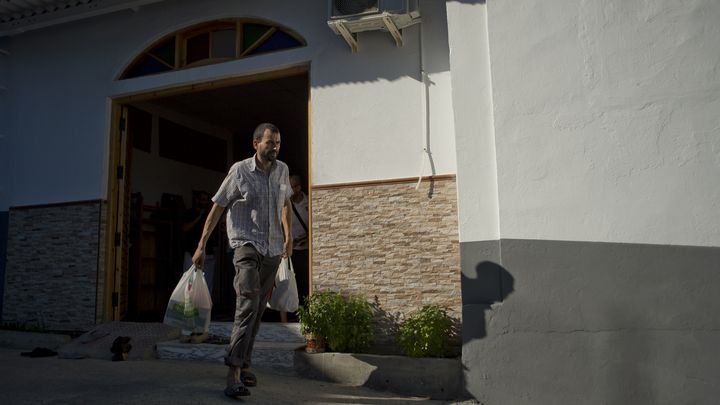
left=151, top=37, right=175, bottom=67
left=211, top=29, right=235, bottom=58
left=121, top=20, right=308, bottom=80
left=126, top=55, right=172, bottom=78
left=250, top=30, right=302, bottom=55
left=186, top=32, right=210, bottom=65
left=243, top=24, right=270, bottom=51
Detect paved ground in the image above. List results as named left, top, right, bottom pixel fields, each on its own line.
left=0, top=348, right=475, bottom=404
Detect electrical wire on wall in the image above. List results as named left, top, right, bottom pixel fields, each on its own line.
left=415, top=0, right=435, bottom=197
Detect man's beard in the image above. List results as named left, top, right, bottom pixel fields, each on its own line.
left=262, top=150, right=277, bottom=162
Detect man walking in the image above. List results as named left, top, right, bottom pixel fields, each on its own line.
left=192, top=123, right=292, bottom=398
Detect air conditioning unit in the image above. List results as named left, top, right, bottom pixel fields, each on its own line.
left=328, top=0, right=421, bottom=52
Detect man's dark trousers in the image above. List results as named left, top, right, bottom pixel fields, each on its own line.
left=224, top=245, right=281, bottom=368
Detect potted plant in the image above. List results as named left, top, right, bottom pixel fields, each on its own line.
left=296, top=291, right=335, bottom=353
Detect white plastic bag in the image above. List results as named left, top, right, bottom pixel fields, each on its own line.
left=163, top=266, right=213, bottom=333
left=267, top=257, right=299, bottom=312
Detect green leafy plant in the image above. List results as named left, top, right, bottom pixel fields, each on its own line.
left=325, top=293, right=373, bottom=353
left=297, top=290, right=374, bottom=353
left=398, top=304, right=455, bottom=358
left=297, top=291, right=337, bottom=338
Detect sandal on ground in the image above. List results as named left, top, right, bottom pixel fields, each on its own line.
left=240, top=370, right=257, bottom=387
left=224, top=383, right=250, bottom=398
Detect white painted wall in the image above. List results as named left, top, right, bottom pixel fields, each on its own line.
left=3, top=0, right=456, bottom=210
left=487, top=0, right=720, bottom=247
left=445, top=1, right=499, bottom=243
left=311, top=0, right=456, bottom=185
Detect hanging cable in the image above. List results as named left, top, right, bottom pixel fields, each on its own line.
left=415, top=1, right=434, bottom=192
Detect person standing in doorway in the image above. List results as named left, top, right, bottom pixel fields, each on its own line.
left=192, top=123, right=293, bottom=399
left=280, top=174, right=309, bottom=323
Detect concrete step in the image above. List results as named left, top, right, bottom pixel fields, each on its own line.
left=155, top=322, right=305, bottom=376
left=58, top=321, right=180, bottom=361
left=208, top=321, right=304, bottom=343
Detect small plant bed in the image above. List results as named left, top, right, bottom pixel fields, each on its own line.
left=293, top=297, right=464, bottom=400
left=297, top=291, right=374, bottom=353
left=294, top=350, right=463, bottom=400
left=398, top=304, right=459, bottom=358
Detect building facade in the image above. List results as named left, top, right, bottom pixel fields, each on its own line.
left=1, top=1, right=719, bottom=403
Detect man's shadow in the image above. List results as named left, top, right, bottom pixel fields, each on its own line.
left=461, top=261, right=514, bottom=343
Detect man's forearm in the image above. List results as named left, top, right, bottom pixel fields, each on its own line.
left=282, top=201, right=292, bottom=241
left=197, top=203, right=224, bottom=250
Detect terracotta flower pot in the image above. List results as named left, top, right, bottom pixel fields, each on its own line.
left=304, top=334, right=326, bottom=353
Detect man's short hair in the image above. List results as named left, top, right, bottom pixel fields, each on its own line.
left=253, top=123, right=280, bottom=141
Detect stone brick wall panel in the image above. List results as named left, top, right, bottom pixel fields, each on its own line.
left=95, top=201, right=107, bottom=324
left=311, top=179, right=461, bottom=345
left=4, top=202, right=102, bottom=330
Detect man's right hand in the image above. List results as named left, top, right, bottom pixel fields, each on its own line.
left=192, top=247, right=205, bottom=270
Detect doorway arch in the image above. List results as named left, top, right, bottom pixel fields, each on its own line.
left=118, top=18, right=306, bottom=80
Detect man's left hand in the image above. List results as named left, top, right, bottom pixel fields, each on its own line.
left=283, top=239, right=293, bottom=258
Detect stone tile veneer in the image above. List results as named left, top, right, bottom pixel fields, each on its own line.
left=95, top=201, right=107, bottom=324
left=311, top=177, right=461, bottom=346
left=3, top=201, right=102, bottom=330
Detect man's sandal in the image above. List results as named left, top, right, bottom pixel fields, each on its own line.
left=224, top=383, right=250, bottom=398
left=240, top=370, right=257, bottom=387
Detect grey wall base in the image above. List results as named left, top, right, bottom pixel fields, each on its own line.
left=461, top=239, right=720, bottom=405
left=0, top=211, right=7, bottom=322
left=294, top=351, right=464, bottom=400
left=0, top=330, right=71, bottom=350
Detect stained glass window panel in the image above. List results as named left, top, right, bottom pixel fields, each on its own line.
left=186, top=32, right=210, bottom=64
left=211, top=30, right=236, bottom=58
left=251, top=30, right=302, bottom=55
left=243, top=24, right=270, bottom=51
left=151, top=37, right=175, bottom=67
left=126, top=55, right=172, bottom=77
left=120, top=19, right=306, bottom=79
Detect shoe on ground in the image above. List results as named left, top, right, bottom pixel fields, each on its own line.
left=224, top=383, right=250, bottom=398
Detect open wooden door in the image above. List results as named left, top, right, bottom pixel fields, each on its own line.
left=110, top=105, right=133, bottom=321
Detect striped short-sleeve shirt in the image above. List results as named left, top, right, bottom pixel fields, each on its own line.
left=212, top=156, right=292, bottom=257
